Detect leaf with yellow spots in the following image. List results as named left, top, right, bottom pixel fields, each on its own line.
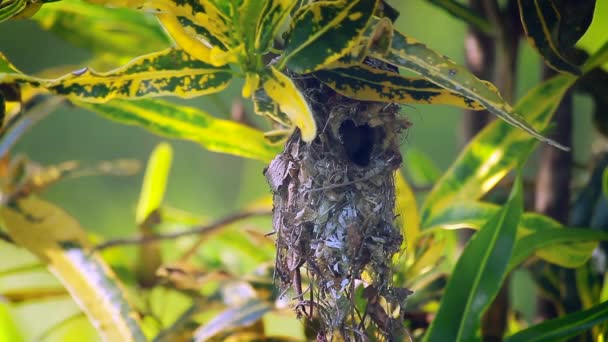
left=0, top=197, right=146, bottom=342
left=262, top=66, right=316, bottom=142
left=252, top=87, right=291, bottom=127
left=281, top=0, right=379, bottom=73
left=78, top=98, right=281, bottom=162
left=1, top=48, right=232, bottom=102
left=314, top=64, right=485, bottom=109
left=374, top=29, right=568, bottom=150
left=517, top=0, right=583, bottom=75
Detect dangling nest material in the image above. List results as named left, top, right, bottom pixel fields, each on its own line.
left=265, top=62, right=412, bottom=341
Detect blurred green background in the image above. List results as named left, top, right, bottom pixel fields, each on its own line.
left=0, top=0, right=605, bottom=340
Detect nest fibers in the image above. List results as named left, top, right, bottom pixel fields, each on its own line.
left=265, top=72, right=412, bottom=340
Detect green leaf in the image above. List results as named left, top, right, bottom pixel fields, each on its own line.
left=314, top=64, right=485, bottom=109
left=282, top=0, right=378, bottom=73
left=0, top=197, right=146, bottom=342
left=552, top=0, right=596, bottom=49
left=426, top=0, right=493, bottom=34
left=604, top=167, right=608, bottom=198
left=135, top=143, right=173, bottom=225
left=403, top=147, right=441, bottom=187
left=0, top=0, right=26, bottom=22
left=238, top=0, right=266, bottom=53
left=262, top=66, right=317, bottom=142
left=1, top=48, right=232, bottom=103
left=192, top=299, right=272, bottom=341
left=424, top=176, right=523, bottom=342
left=32, top=0, right=170, bottom=58
left=374, top=29, right=568, bottom=150
left=422, top=201, right=598, bottom=268
left=77, top=99, right=281, bottom=162
left=422, top=74, right=574, bottom=223
left=517, top=0, right=582, bottom=75
left=509, top=229, right=608, bottom=271
left=504, top=300, right=608, bottom=342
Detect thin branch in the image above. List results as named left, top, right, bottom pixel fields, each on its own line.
left=94, top=210, right=271, bottom=252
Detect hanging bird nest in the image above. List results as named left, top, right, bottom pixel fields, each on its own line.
left=265, top=60, right=412, bottom=341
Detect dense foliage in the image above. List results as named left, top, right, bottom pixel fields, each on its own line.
left=0, top=0, right=607, bottom=341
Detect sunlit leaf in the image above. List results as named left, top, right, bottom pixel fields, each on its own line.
left=135, top=143, right=172, bottom=225
left=0, top=302, right=23, bottom=342
left=262, top=66, right=316, bottom=142
left=32, top=0, right=170, bottom=58
left=1, top=48, right=232, bottom=103
left=517, top=0, right=582, bottom=75
left=193, top=299, right=272, bottom=341
left=395, top=171, right=419, bottom=253
left=282, top=0, right=379, bottom=73
left=77, top=99, right=281, bottom=162
left=157, top=13, right=215, bottom=65
left=405, top=237, right=445, bottom=281
left=314, top=64, right=485, bottom=109
left=374, top=29, right=567, bottom=150
left=0, top=197, right=146, bottom=342
left=424, top=176, right=523, bottom=342
left=504, top=300, right=608, bottom=342
left=427, top=0, right=493, bottom=34
left=252, top=87, right=290, bottom=126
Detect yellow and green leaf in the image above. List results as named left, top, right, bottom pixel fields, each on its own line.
left=314, top=64, right=485, bottom=109
left=1, top=48, right=232, bottom=102
left=77, top=98, right=281, bottom=162
left=0, top=0, right=26, bottom=22
left=517, top=0, right=582, bottom=75
left=31, top=0, right=170, bottom=59
left=281, top=0, right=379, bottom=73
left=252, top=87, right=291, bottom=127
left=374, top=29, right=567, bottom=150
left=255, top=0, right=296, bottom=52
left=262, top=66, right=316, bottom=142
left=395, top=171, right=420, bottom=253
left=0, top=197, right=146, bottom=342
left=135, top=143, right=172, bottom=225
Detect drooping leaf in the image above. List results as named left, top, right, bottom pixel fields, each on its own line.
left=504, top=300, right=608, bottom=342
left=422, top=201, right=599, bottom=268
left=424, top=176, right=523, bottom=342
left=1, top=48, right=232, bottom=103
left=255, top=0, right=296, bottom=52
left=374, top=29, right=567, bottom=150
left=395, top=171, right=420, bottom=253
left=77, top=99, right=281, bottom=162
left=314, top=64, right=485, bottom=109
left=553, top=0, right=596, bottom=49
left=0, top=197, right=146, bottom=342
left=509, top=229, right=608, bottom=271
left=426, top=0, right=493, bottom=34
left=262, top=66, right=316, bottom=142
left=517, top=0, right=582, bottom=75
left=32, top=0, right=170, bottom=58
left=192, top=299, right=272, bottom=342
left=252, top=87, right=290, bottom=126
left=281, top=0, right=379, bottom=73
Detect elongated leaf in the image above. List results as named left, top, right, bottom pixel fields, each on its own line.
left=135, top=143, right=172, bottom=225
left=374, top=29, right=567, bottom=150
left=193, top=299, right=272, bottom=341
left=262, top=66, right=316, bottom=142
left=423, top=201, right=598, bottom=268
left=282, top=0, right=378, bottom=73
left=403, top=147, right=441, bottom=187
left=424, top=176, right=523, bottom=342
left=395, top=171, right=420, bottom=253
left=427, top=0, right=493, bottom=34
left=553, top=0, right=596, bottom=49
left=504, top=300, right=608, bottom=342
left=77, top=99, right=281, bottom=162
left=509, top=230, right=608, bottom=271
left=32, top=0, right=170, bottom=58
left=314, top=64, right=485, bottom=109
left=1, top=48, right=232, bottom=103
left=0, top=197, right=146, bottom=342
left=0, top=0, right=26, bottom=22
left=255, top=0, right=295, bottom=52
left=422, top=74, right=574, bottom=223
left=518, top=0, right=582, bottom=75
left=238, top=0, right=266, bottom=53
left=252, top=87, right=290, bottom=126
